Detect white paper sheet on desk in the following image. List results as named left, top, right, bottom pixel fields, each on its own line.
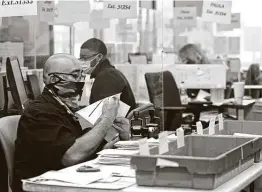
left=76, top=94, right=130, bottom=128
left=197, top=90, right=210, bottom=100
left=24, top=171, right=102, bottom=186
left=233, top=133, right=262, bottom=138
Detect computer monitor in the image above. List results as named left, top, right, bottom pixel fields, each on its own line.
left=6, top=57, right=28, bottom=111
left=128, top=53, right=148, bottom=64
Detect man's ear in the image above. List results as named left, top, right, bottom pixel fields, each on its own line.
left=50, top=75, right=58, bottom=84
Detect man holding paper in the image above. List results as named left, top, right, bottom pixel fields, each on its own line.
left=12, top=54, right=130, bottom=192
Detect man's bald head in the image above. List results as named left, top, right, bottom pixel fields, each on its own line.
left=43, top=53, right=81, bottom=85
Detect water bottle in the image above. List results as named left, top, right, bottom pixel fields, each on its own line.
left=180, top=81, right=188, bottom=105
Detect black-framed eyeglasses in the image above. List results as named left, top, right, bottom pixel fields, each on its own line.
left=48, top=70, right=85, bottom=81
left=79, top=54, right=98, bottom=61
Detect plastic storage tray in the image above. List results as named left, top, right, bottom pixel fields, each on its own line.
left=204, top=120, right=262, bottom=161
left=131, top=135, right=261, bottom=190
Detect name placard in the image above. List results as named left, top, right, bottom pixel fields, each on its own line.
left=0, top=0, right=37, bottom=17
left=217, top=13, right=241, bottom=31
left=174, top=0, right=203, bottom=16
left=103, top=1, right=138, bottom=19
left=202, top=1, right=232, bottom=24
left=174, top=7, right=197, bottom=27
left=38, top=1, right=55, bottom=23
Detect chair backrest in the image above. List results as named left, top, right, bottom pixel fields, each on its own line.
left=0, top=115, right=20, bottom=190
left=27, top=74, right=41, bottom=100
left=145, top=70, right=182, bottom=107
left=145, top=71, right=182, bottom=130
left=6, top=57, right=29, bottom=112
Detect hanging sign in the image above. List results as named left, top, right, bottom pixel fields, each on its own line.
left=202, top=1, right=232, bottom=24
left=103, top=1, right=138, bottom=19
left=0, top=0, right=37, bottom=17
left=174, top=7, right=197, bottom=27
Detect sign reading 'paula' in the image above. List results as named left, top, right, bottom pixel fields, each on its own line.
left=202, top=1, right=232, bottom=24
left=0, top=0, right=37, bottom=17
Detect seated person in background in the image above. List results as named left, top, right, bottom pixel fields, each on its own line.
left=12, top=54, right=130, bottom=192
left=79, top=38, right=136, bottom=113
left=178, top=44, right=211, bottom=65
left=178, top=44, right=211, bottom=99
left=245, top=63, right=262, bottom=98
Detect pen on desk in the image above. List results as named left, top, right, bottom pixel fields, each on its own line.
left=89, top=100, right=104, bottom=117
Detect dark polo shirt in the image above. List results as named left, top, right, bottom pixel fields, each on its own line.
left=12, top=88, right=84, bottom=192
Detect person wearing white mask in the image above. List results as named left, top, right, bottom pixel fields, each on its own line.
left=79, top=38, right=136, bottom=113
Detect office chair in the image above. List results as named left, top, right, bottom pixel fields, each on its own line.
left=6, top=57, right=30, bottom=114
left=145, top=71, right=187, bottom=131
left=0, top=115, right=20, bottom=192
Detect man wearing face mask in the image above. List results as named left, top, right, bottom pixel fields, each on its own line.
left=79, top=38, right=136, bottom=113
left=12, top=54, right=130, bottom=192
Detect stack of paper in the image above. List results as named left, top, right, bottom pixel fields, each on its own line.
left=114, top=139, right=158, bottom=150
left=97, top=149, right=138, bottom=166
left=24, top=171, right=102, bottom=186
left=114, top=134, right=177, bottom=150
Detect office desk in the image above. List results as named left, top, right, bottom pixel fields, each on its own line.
left=23, top=161, right=262, bottom=192
left=217, top=100, right=256, bottom=120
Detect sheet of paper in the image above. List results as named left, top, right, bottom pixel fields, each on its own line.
left=76, top=94, right=130, bottom=126
left=103, top=1, right=138, bottom=19
left=174, top=0, right=203, bottom=16
left=174, top=7, right=197, bottom=27
left=196, top=121, right=203, bottom=135
left=233, top=133, right=262, bottom=138
left=202, top=1, right=232, bottom=24
left=176, top=127, right=185, bottom=148
left=158, top=131, right=169, bottom=155
left=197, top=90, right=210, bottom=100
left=55, top=1, right=90, bottom=24
left=38, top=1, right=55, bottom=23
left=218, top=114, right=224, bottom=131
left=217, top=13, right=241, bottom=31
left=157, top=158, right=179, bottom=168
left=97, top=149, right=138, bottom=156
left=0, top=42, right=24, bottom=70
left=0, top=0, right=37, bottom=17
left=138, top=138, right=150, bottom=155
left=228, top=36, right=240, bottom=54
left=104, top=127, right=119, bottom=143
left=26, top=171, right=102, bottom=186
left=208, top=117, right=216, bottom=135
left=231, top=13, right=241, bottom=29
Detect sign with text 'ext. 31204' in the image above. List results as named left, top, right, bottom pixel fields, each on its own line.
left=103, top=1, right=138, bottom=19
left=202, top=1, right=232, bottom=24
left=0, top=0, right=37, bottom=17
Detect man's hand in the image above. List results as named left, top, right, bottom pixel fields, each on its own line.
left=113, top=117, right=130, bottom=141
left=102, top=96, right=119, bottom=122
left=103, top=137, right=120, bottom=149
